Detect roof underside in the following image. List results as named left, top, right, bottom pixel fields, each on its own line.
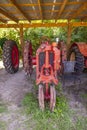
left=0, top=0, right=87, bottom=23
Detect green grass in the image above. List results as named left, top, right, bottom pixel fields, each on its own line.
left=75, top=117, right=87, bottom=130
left=0, top=102, right=7, bottom=113
left=22, top=83, right=87, bottom=130
left=81, top=93, right=87, bottom=99
left=0, top=121, right=6, bottom=130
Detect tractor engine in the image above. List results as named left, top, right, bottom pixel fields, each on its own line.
left=36, top=40, right=60, bottom=111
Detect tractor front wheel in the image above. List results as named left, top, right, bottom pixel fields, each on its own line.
left=3, top=40, right=19, bottom=74
left=38, top=84, right=44, bottom=111
left=50, top=85, right=56, bottom=111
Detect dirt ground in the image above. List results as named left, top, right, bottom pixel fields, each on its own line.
left=0, top=62, right=35, bottom=130
left=0, top=61, right=87, bottom=130
left=62, top=73, right=87, bottom=121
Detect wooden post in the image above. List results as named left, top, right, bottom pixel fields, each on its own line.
left=19, top=24, right=24, bottom=65
left=67, top=21, right=72, bottom=50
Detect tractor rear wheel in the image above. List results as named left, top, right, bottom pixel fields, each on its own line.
left=68, top=46, right=84, bottom=73
left=50, top=85, right=56, bottom=111
left=3, top=40, right=19, bottom=74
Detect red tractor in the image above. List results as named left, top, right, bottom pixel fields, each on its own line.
left=2, top=37, right=87, bottom=111
left=23, top=37, right=67, bottom=111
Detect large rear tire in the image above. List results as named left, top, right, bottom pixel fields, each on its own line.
left=3, top=40, right=19, bottom=74
left=68, top=46, right=84, bottom=73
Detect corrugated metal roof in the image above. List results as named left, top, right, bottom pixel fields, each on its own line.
left=0, top=0, right=86, bottom=23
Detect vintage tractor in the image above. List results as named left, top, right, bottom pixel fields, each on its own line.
left=68, top=42, right=87, bottom=73
left=3, top=36, right=87, bottom=111
left=23, top=37, right=67, bottom=111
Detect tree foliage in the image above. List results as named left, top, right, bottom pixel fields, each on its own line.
left=71, top=27, right=87, bottom=42
left=0, top=26, right=87, bottom=57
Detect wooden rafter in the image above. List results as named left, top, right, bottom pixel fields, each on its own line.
left=0, top=22, right=87, bottom=28
left=10, top=0, right=31, bottom=23
left=81, top=15, right=87, bottom=21
left=0, top=23, right=67, bottom=28
left=0, top=19, right=7, bottom=23
left=7, top=8, right=77, bottom=14
left=69, top=3, right=87, bottom=19
left=38, top=0, right=43, bottom=20
left=0, top=16, right=7, bottom=23
left=55, top=0, right=68, bottom=22
left=0, top=8, right=18, bottom=22
left=0, top=1, right=85, bottom=7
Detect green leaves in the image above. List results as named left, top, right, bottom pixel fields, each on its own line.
left=71, top=27, right=87, bottom=42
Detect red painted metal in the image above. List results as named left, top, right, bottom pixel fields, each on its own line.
left=70, top=42, right=87, bottom=68
left=11, top=45, right=19, bottom=68
left=36, top=41, right=60, bottom=85
left=36, top=41, right=60, bottom=100
left=71, top=42, right=87, bottom=57
left=32, top=56, right=36, bottom=65
left=44, top=83, right=50, bottom=100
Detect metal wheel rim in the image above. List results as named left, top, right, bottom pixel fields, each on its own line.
left=11, top=45, right=19, bottom=68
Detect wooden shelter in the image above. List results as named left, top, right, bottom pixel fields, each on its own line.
left=0, top=0, right=87, bottom=48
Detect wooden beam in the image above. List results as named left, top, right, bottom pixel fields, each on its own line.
left=7, top=8, right=77, bottom=15
left=0, top=22, right=87, bottom=28
left=0, top=2, right=86, bottom=7
left=71, top=22, right=87, bottom=27
left=0, top=19, right=7, bottom=23
left=55, top=0, right=68, bottom=22
left=69, top=4, right=87, bottom=19
left=38, top=0, right=43, bottom=20
left=0, top=8, right=18, bottom=23
left=19, top=25, right=24, bottom=65
left=0, top=23, right=67, bottom=28
left=67, top=20, right=72, bottom=49
left=10, top=0, right=31, bottom=23
left=0, top=17, right=7, bottom=23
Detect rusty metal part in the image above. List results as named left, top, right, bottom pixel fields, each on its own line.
left=50, top=85, right=56, bottom=112
left=36, top=41, right=60, bottom=85
left=70, top=51, right=76, bottom=61
left=23, top=40, right=33, bottom=76
left=36, top=39, right=60, bottom=110
left=68, top=45, right=84, bottom=72
left=71, top=42, right=87, bottom=57
left=38, top=84, right=44, bottom=111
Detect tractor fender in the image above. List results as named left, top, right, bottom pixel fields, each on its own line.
left=70, top=42, right=87, bottom=57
